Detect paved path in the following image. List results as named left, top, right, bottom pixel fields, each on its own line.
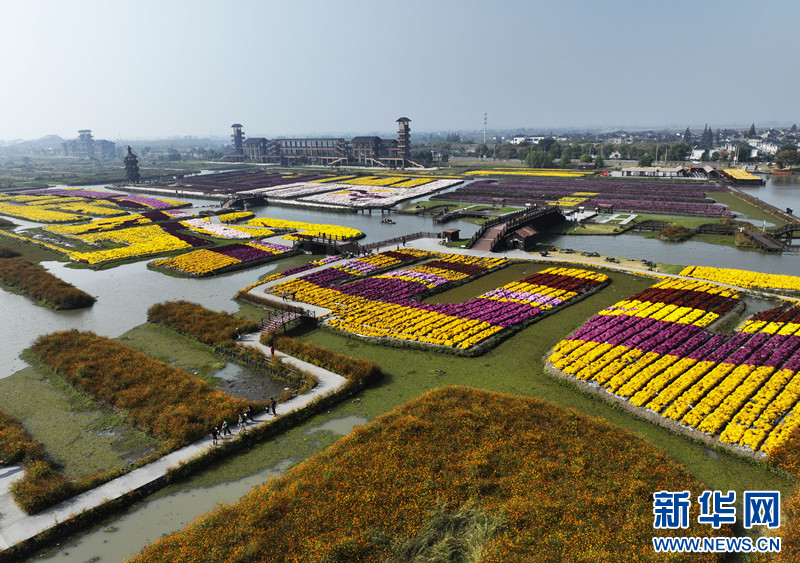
left=0, top=339, right=346, bottom=552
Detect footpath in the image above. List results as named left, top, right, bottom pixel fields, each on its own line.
left=0, top=338, right=346, bottom=553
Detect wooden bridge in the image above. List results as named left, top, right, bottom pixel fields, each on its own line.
left=467, top=206, right=565, bottom=252
left=221, top=194, right=268, bottom=209
left=260, top=307, right=316, bottom=334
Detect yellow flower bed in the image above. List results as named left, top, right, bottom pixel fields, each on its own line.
left=45, top=214, right=153, bottom=236
left=723, top=168, right=761, bottom=181
left=341, top=176, right=405, bottom=186
left=391, top=178, right=432, bottom=188
left=152, top=249, right=241, bottom=275
left=680, top=265, right=800, bottom=292
left=310, top=175, right=357, bottom=183
left=67, top=224, right=191, bottom=264
left=218, top=211, right=255, bottom=223
left=0, top=202, right=89, bottom=223
left=246, top=217, right=362, bottom=240
left=46, top=201, right=128, bottom=217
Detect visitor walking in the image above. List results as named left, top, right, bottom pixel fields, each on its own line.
left=211, top=427, right=218, bottom=446
left=222, top=419, right=230, bottom=437
left=270, top=344, right=275, bottom=356
left=270, top=396, right=277, bottom=417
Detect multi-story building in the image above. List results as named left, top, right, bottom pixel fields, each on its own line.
left=225, top=117, right=420, bottom=168
left=62, top=130, right=116, bottom=159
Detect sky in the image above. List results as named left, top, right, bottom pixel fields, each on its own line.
left=0, top=0, right=798, bottom=142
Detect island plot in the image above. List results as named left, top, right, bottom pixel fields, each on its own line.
left=549, top=277, right=800, bottom=457
left=250, top=249, right=608, bottom=353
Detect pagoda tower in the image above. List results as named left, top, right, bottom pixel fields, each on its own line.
left=124, top=146, right=140, bottom=183
left=231, top=123, right=244, bottom=155
left=396, top=117, right=411, bottom=161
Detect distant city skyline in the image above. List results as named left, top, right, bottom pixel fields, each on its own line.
left=1, top=0, right=798, bottom=142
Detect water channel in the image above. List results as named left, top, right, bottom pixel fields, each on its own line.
left=4, top=175, right=800, bottom=561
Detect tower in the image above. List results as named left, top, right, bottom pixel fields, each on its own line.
left=231, top=123, right=244, bottom=155
left=396, top=117, right=411, bottom=161
left=124, top=146, right=140, bottom=183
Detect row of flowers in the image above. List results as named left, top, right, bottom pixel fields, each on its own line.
left=129, top=387, right=726, bottom=563
left=261, top=256, right=604, bottom=350
left=180, top=218, right=274, bottom=240
left=150, top=241, right=293, bottom=276
left=245, top=217, right=363, bottom=240
left=0, top=201, right=90, bottom=223
left=18, top=187, right=189, bottom=210
left=680, top=265, right=800, bottom=291
left=549, top=277, right=800, bottom=454
left=299, top=179, right=461, bottom=209
left=45, top=209, right=193, bottom=236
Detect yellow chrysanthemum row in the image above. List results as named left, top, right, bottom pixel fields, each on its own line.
left=680, top=265, right=800, bottom=292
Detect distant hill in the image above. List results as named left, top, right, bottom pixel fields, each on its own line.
left=0, top=135, right=66, bottom=155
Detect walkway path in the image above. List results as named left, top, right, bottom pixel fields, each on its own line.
left=0, top=338, right=346, bottom=552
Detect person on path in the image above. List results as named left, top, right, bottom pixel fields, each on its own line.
left=238, top=414, right=244, bottom=433
left=270, top=344, right=275, bottom=357
left=282, top=290, right=286, bottom=301
left=222, top=419, right=230, bottom=437
left=211, top=427, right=218, bottom=446
left=402, top=237, right=406, bottom=246
left=247, top=405, right=253, bottom=422
left=270, top=396, right=277, bottom=417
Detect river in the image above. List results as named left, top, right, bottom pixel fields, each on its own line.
left=4, top=175, right=800, bottom=561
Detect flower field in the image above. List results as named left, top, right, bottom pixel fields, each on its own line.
left=147, top=300, right=260, bottom=346
left=129, top=386, right=726, bottom=563
left=468, top=168, right=591, bottom=177
left=261, top=251, right=606, bottom=351
left=432, top=178, right=733, bottom=217
left=232, top=175, right=462, bottom=209
left=549, top=277, right=800, bottom=455
left=180, top=218, right=273, bottom=240
left=150, top=241, right=294, bottom=277
left=0, top=253, right=96, bottom=309
left=245, top=217, right=362, bottom=240
left=298, top=178, right=461, bottom=208
left=680, top=265, right=800, bottom=292
left=0, top=409, right=45, bottom=464
left=13, top=187, right=190, bottom=210
left=30, top=330, right=255, bottom=446
left=64, top=224, right=207, bottom=265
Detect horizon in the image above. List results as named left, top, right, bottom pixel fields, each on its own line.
left=1, top=0, right=798, bottom=142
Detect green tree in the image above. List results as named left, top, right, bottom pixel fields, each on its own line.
left=601, top=143, right=614, bottom=158
left=638, top=153, right=654, bottom=167
left=683, top=127, right=692, bottom=143
left=667, top=142, right=690, bottom=162
left=579, top=153, right=592, bottom=163
left=560, top=146, right=573, bottom=166
left=748, top=123, right=757, bottom=138
left=775, top=148, right=799, bottom=168
left=525, top=150, right=553, bottom=168
left=475, top=143, right=490, bottom=159
left=594, top=154, right=605, bottom=168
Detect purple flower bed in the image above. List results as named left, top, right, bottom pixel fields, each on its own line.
left=214, top=243, right=272, bottom=262
left=432, top=179, right=733, bottom=217
left=160, top=222, right=213, bottom=247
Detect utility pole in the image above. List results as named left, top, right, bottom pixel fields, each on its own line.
left=483, top=113, right=487, bottom=144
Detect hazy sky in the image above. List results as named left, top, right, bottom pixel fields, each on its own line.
left=1, top=0, right=797, bottom=141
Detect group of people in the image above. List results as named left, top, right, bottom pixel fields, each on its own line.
left=210, top=398, right=278, bottom=445
left=281, top=290, right=296, bottom=301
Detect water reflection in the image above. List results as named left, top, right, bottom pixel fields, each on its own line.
left=32, top=460, right=293, bottom=563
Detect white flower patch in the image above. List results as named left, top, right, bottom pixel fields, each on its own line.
left=300, top=179, right=462, bottom=208
left=182, top=218, right=257, bottom=240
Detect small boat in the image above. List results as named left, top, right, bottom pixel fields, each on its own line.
left=771, top=168, right=792, bottom=175
left=380, top=219, right=395, bottom=224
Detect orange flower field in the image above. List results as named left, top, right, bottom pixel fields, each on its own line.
left=130, top=387, right=727, bottom=563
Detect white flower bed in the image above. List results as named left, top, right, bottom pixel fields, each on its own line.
left=181, top=218, right=257, bottom=240
left=299, top=179, right=461, bottom=208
